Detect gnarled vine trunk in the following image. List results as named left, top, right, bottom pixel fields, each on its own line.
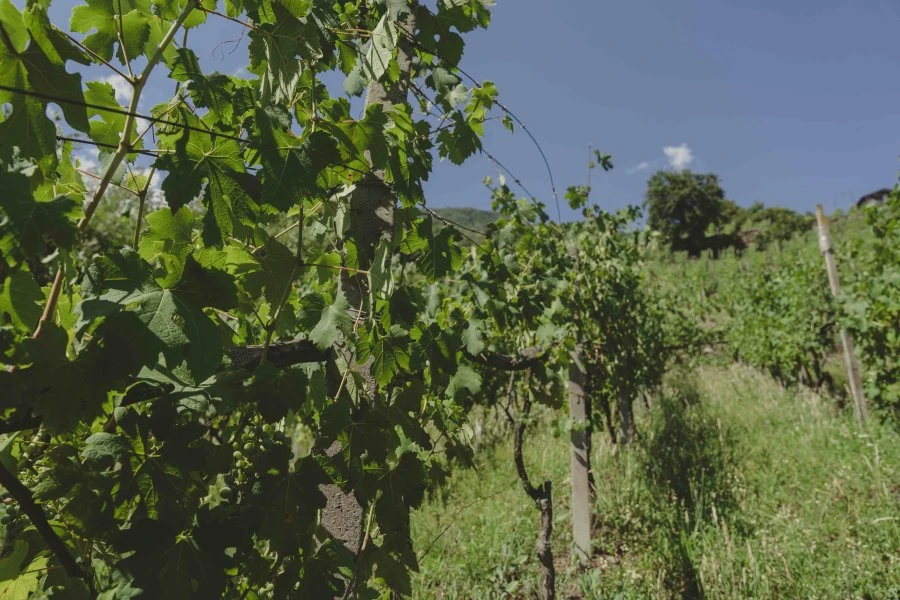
left=510, top=391, right=556, bottom=600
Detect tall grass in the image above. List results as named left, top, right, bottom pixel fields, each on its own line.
left=410, top=365, right=899, bottom=599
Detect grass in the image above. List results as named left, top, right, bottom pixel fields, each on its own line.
left=409, top=364, right=900, bottom=599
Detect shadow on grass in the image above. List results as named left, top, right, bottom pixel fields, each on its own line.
left=639, top=374, right=742, bottom=599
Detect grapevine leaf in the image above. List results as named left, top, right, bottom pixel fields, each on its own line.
left=3, top=322, right=110, bottom=433
left=0, top=162, right=79, bottom=257
left=255, top=458, right=327, bottom=553
left=362, top=14, right=396, bottom=83
left=79, top=250, right=226, bottom=382
left=409, top=322, right=454, bottom=371
left=70, top=0, right=151, bottom=62
left=134, top=285, right=223, bottom=382
left=369, top=240, right=394, bottom=300
left=83, top=80, right=133, bottom=149
left=358, top=325, right=411, bottom=387
left=138, top=206, right=195, bottom=288
left=78, top=249, right=160, bottom=333
left=448, top=82, right=468, bottom=108
left=259, top=464, right=327, bottom=552
left=463, top=319, right=485, bottom=356
left=176, top=255, right=238, bottom=310
left=253, top=109, right=340, bottom=211
left=81, top=432, right=129, bottom=467
left=4, top=6, right=89, bottom=128
left=0, top=270, right=43, bottom=331
left=436, top=111, right=481, bottom=165
left=280, top=0, right=311, bottom=19
left=247, top=3, right=327, bottom=104
left=0, top=542, right=45, bottom=599
left=245, top=362, right=308, bottom=422
left=427, top=65, right=460, bottom=98
left=242, top=236, right=295, bottom=307
left=418, top=227, right=462, bottom=279
left=155, top=111, right=260, bottom=246
left=308, top=291, right=352, bottom=349
left=370, top=544, right=413, bottom=597
left=169, top=48, right=235, bottom=123
left=446, top=364, right=481, bottom=399
left=0, top=0, right=89, bottom=172
left=343, top=64, right=365, bottom=97
left=0, top=1, right=28, bottom=53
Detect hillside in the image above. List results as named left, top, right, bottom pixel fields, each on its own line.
left=432, top=207, right=499, bottom=235
left=411, top=365, right=899, bottom=598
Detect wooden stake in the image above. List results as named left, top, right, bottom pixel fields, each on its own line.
left=815, top=205, right=868, bottom=425
left=568, top=347, right=592, bottom=565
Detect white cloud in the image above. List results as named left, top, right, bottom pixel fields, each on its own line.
left=135, top=116, right=152, bottom=135
left=663, top=143, right=694, bottom=171
left=103, top=74, right=133, bottom=105
left=73, top=147, right=99, bottom=173
left=76, top=156, right=98, bottom=173
left=627, top=161, right=652, bottom=175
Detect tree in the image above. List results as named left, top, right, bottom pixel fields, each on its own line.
left=644, top=170, right=729, bottom=256
left=741, top=202, right=815, bottom=249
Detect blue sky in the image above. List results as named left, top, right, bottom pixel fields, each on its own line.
left=42, top=0, right=900, bottom=220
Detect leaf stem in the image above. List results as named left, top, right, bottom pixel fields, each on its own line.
left=133, top=191, right=146, bottom=248
left=132, top=165, right=156, bottom=247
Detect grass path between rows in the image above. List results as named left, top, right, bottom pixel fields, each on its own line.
left=410, top=364, right=899, bottom=599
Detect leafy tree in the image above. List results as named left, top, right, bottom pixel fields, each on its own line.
left=740, top=201, right=815, bottom=249
left=644, top=170, right=729, bottom=256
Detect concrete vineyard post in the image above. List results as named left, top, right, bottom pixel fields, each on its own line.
left=568, top=347, right=592, bottom=565
left=815, top=204, right=868, bottom=425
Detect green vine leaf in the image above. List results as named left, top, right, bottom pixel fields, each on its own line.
left=69, top=0, right=152, bottom=62
left=0, top=270, right=44, bottom=332
left=81, top=432, right=129, bottom=467
left=307, top=291, right=352, bottom=350
left=0, top=162, right=79, bottom=257
left=362, top=14, right=397, bottom=83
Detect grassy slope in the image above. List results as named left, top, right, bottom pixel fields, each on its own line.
left=410, top=365, right=899, bottom=599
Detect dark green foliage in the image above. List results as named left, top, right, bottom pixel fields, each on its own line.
left=644, top=170, right=730, bottom=256
left=841, top=187, right=900, bottom=419
left=736, top=201, right=815, bottom=250
left=720, top=249, right=836, bottom=390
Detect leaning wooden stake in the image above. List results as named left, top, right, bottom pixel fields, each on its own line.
left=815, top=205, right=868, bottom=425
left=568, top=347, right=592, bottom=565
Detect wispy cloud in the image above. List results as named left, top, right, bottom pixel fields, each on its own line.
left=102, top=74, right=132, bottom=105
left=626, top=161, right=652, bottom=175
left=73, top=147, right=99, bottom=170
left=663, top=143, right=694, bottom=171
